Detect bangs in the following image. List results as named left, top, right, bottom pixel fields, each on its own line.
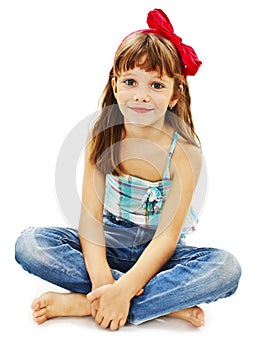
left=114, top=33, right=183, bottom=78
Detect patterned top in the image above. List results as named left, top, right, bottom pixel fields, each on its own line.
left=103, top=132, right=198, bottom=237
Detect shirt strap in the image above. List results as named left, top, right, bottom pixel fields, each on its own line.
left=163, top=132, right=178, bottom=179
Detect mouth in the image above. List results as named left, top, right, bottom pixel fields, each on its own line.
left=128, top=106, right=154, bottom=114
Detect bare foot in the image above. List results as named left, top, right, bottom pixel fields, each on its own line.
left=31, top=292, right=91, bottom=324
left=167, top=306, right=205, bottom=327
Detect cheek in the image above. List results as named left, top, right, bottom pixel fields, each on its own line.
left=156, top=95, right=171, bottom=109
left=115, top=89, right=130, bottom=103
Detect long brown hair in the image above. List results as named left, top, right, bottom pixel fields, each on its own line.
left=89, top=33, right=200, bottom=174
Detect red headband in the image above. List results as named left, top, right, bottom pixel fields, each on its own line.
left=122, top=9, right=202, bottom=76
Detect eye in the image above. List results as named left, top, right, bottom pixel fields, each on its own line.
left=124, top=79, right=136, bottom=86
left=151, top=82, right=164, bottom=89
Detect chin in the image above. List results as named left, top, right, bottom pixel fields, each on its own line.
left=124, top=110, right=164, bottom=127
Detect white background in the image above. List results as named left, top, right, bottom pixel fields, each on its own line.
left=1, top=0, right=263, bottom=349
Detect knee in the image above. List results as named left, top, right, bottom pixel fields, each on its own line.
left=212, top=248, right=242, bottom=296
left=221, top=249, right=241, bottom=282
left=15, top=227, right=39, bottom=269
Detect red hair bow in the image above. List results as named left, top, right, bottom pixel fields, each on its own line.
left=146, top=9, right=202, bottom=76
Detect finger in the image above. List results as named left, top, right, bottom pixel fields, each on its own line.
left=135, top=288, right=144, bottom=297
left=95, top=311, right=104, bottom=325
left=87, top=290, right=100, bottom=303
left=91, top=300, right=98, bottom=318
left=100, top=317, right=111, bottom=329
left=110, top=319, right=120, bottom=331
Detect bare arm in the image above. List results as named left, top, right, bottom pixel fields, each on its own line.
left=78, top=149, right=114, bottom=289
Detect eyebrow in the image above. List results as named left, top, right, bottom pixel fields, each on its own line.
left=120, top=71, right=170, bottom=82
left=152, top=74, right=169, bottom=82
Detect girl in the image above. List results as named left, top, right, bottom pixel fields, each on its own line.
left=15, top=9, right=241, bottom=331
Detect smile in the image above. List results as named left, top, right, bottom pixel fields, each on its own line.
left=128, top=106, right=154, bottom=114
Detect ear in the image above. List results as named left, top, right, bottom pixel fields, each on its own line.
left=169, top=85, right=183, bottom=109
left=168, top=96, right=179, bottom=110
left=111, top=77, right=118, bottom=95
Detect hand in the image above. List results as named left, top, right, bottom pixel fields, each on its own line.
left=87, top=284, right=132, bottom=331
left=90, top=278, right=114, bottom=315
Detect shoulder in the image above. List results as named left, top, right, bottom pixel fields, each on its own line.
left=177, top=136, right=202, bottom=167
left=83, top=138, right=106, bottom=190
left=172, top=136, right=202, bottom=184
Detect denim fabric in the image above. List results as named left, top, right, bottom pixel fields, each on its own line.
left=15, top=219, right=241, bottom=325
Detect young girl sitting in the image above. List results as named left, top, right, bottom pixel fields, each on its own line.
left=15, top=9, right=241, bottom=331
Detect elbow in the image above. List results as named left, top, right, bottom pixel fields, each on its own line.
left=154, top=233, right=178, bottom=256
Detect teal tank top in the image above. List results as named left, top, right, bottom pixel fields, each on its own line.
left=103, top=132, right=198, bottom=236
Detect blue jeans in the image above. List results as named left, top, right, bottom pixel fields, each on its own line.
left=15, top=218, right=241, bottom=325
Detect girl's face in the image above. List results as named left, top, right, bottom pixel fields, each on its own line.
left=112, top=67, right=178, bottom=128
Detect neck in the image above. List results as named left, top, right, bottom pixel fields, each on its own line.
left=124, top=121, right=171, bottom=141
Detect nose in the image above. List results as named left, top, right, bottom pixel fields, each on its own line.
left=133, top=87, right=151, bottom=103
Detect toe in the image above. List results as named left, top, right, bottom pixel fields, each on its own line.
left=31, top=292, right=51, bottom=311
left=190, top=307, right=205, bottom=327
left=34, top=314, right=47, bottom=325
left=33, top=307, right=47, bottom=318
left=31, top=299, right=40, bottom=311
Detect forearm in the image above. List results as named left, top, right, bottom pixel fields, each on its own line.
left=80, top=235, right=114, bottom=288
left=79, top=209, right=114, bottom=288
left=115, top=144, right=201, bottom=298
left=78, top=151, right=114, bottom=288
left=115, top=233, right=178, bottom=298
